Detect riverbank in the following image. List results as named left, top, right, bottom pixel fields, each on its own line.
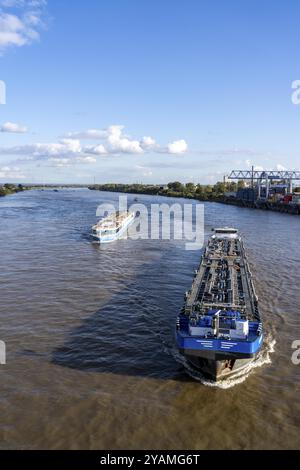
left=220, top=196, right=300, bottom=215
left=88, top=183, right=300, bottom=215
left=0, top=184, right=25, bottom=198
left=0, top=184, right=89, bottom=197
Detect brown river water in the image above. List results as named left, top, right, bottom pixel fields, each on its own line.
left=0, top=189, right=299, bottom=450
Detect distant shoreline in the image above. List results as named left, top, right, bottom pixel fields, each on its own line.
left=0, top=184, right=24, bottom=198
left=1, top=183, right=299, bottom=215
left=0, top=184, right=88, bottom=197
left=88, top=183, right=300, bottom=216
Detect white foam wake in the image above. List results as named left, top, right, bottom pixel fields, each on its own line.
left=173, top=333, right=276, bottom=389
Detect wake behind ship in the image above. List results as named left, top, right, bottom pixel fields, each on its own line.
left=176, top=227, right=263, bottom=381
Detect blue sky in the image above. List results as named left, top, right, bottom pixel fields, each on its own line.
left=0, top=0, right=300, bottom=184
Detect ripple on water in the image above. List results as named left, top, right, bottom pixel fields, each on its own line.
left=0, top=189, right=299, bottom=449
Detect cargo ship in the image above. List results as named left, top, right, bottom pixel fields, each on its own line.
left=176, top=227, right=263, bottom=381
left=92, top=210, right=135, bottom=243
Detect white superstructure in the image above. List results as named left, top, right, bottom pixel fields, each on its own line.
left=92, top=211, right=135, bottom=243
left=212, top=227, right=240, bottom=240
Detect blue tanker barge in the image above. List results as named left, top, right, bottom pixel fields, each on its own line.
left=176, top=227, right=263, bottom=381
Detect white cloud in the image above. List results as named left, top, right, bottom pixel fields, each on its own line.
left=0, top=165, right=25, bottom=179
left=0, top=0, right=47, bottom=54
left=47, top=154, right=98, bottom=168
left=0, top=121, right=27, bottom=133
left=276, top=164, right=286, bottom=171
left=135, top=165, right=153, bottom=177
left=46, top=154, right=97, bottom=168
left=77, top=155, right=97, bottom=164
left=0, top=1, right=45, bottom=6
left=245, top=159, right=288, bottom=173
left=167, top=139, right=188, bottom=155
left=106, top=125, right=144, bottom=154
left=140, top=136, right=156, bottom=150
left=66, top=129, right=108, bottom=140
left=0, top=138, right=100, bottom=168
left=66, top=125, right=149, bottom=154
left=244, top=159, right=262, bottom=170
left=84, top=144, right=107, bottom=155
left=66, top=124, right=188, bottom=156
left=47, top=157, right=71, bottom=168
left=0, top=138, right=82, bottom=158
left=0, top=125, right=189, bottom=169
left=244, top=161, right=264, bottom=171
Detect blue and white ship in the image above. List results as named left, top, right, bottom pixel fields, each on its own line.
left=92, top=210, right=135, bottom=243
left=176, top=227, right=263, bottom=381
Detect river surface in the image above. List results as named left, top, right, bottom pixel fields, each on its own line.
left=0, top=189, right=299, bottom=450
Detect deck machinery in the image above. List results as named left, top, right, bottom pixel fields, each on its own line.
left=176, top=228, right=263, bottom=381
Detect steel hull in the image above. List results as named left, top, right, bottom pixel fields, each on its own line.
left=185, top=354, right=255, bottom=381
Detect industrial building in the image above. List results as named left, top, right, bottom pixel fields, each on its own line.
left=227, top=169, right=300, bottom=205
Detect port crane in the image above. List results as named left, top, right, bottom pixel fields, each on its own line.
left=227, top=169, right=300, bottom=199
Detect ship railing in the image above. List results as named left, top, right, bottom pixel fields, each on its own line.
left=201, top=302, right=245, bottom=310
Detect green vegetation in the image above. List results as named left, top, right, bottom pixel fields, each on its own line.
left=0, top=184, right=24, bottom=197
left=88, top=181, right=245, bottom=202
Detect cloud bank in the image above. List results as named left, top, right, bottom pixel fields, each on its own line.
left=0, top=0, right=47, bottom=54
left=0, top=165, right=25, bottom=179
left=0, top=124, right=189, bottom=167
left=66, top=125, right=188, bottom=157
